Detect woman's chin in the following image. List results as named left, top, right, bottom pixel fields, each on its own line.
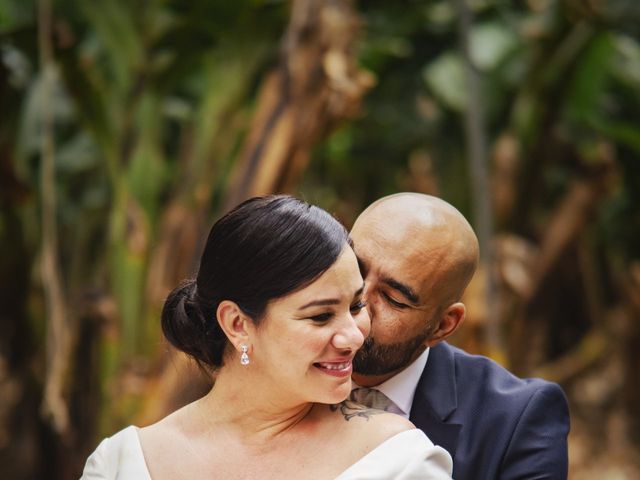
left=316, top=386, right=352, bottom=405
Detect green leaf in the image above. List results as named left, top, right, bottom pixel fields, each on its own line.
left=565, top=32, right=615, bottom=124
left=470, top=22, right=520, bottom=72
left=78, top=0, right=144, bottom=93
left=56, top=132, right=101, bottom=173
left=422, top=52, right=467, bottom=111
left=612, top=33, right=640, bottom=88
left=593, top=118, right=640, bottom=153
left=0, top=1, right=34, bottom=33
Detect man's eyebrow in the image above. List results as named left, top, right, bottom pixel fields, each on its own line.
left=382, top=277, right=420, bottom=305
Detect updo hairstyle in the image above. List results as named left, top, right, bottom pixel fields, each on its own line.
left=161, top=195, right=350, bottom=368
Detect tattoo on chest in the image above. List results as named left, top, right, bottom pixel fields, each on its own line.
left=329, top=400, right=385, bottom=421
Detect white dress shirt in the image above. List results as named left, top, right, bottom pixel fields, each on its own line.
left=353, top=348, right=430, bottom=418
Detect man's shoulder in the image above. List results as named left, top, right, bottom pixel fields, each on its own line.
left=430, top=342, right=564, bottom=401
left=412, top=343, right=570, bottom=480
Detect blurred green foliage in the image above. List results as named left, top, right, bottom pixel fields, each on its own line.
left=304, top=0, right=640, bottom=262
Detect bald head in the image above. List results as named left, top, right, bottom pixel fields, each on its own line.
left=353, top=193, right=479, bottom=306
left=350, top=194, right=479, bottom=381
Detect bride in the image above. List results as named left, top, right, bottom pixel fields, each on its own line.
left=82, top=195, right=452, bottom=479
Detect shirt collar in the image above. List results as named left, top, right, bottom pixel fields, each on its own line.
left=362, top=348, right=430, bottom=418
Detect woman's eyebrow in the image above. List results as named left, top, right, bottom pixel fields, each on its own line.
left=299, top=284, right=365, bottom=310
left=298, top=298, right=340, bottom=310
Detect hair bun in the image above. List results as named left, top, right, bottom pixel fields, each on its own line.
left=161, top=279, right=216, bottom=366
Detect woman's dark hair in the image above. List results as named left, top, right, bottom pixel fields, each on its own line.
left=161, top=195, right=350, bottom=368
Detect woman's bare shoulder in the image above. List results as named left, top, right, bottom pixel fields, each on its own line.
left=325, top=400, right=415, bottom=447
left=137, top=402, right=195, bottom=450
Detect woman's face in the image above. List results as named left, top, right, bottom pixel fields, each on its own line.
left=251, top=246, right=370, bottom=405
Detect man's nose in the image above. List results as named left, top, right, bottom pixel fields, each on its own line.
left=362, top=286, right=377, bottom=320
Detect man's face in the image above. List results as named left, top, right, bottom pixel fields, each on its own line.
left=350, top=212, right=446, bottom=378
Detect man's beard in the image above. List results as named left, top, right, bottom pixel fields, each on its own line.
left=353, top=332, right=428, bottom=376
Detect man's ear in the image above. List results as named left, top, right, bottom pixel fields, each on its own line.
left=425, top=302, right=466, bottom=347
left=217, top=300, right=254, bottom=351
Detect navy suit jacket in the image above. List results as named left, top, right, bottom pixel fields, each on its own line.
left=409, top=342, right=570, bottom=480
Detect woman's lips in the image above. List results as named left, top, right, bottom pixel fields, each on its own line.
left=314, top=360, right=353, bottom=377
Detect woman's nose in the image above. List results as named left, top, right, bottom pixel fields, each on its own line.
left=332, top=314, right=366, bottom=351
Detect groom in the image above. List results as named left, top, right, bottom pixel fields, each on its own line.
left=350, top=193, right=570, bottom=480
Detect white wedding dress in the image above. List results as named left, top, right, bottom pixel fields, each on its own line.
left=81, top=426, right=452, bottom=479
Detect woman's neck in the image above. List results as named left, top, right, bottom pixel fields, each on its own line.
left=193, top=367, right=315, bottom=444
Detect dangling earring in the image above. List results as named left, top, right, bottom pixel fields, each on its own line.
left=240, top=344, right=250, bottom=366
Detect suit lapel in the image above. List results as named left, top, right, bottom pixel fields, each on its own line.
left=410, top=342, right=461, bottom=457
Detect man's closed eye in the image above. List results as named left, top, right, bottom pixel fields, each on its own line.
left=381, top=291, right=410, bottom=309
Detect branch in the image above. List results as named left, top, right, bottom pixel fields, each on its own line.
left=38, top=0, right=72, bottom=435
left=224, top=0, right=373, bottom=209
left=455, top=0, right=503, bottom=356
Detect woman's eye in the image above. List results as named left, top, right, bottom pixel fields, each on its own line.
left=350, top=300, right=367, bottom=313
left=382, top=292, right=408, bottom=309
left=309, top=312, right=333, bottom=322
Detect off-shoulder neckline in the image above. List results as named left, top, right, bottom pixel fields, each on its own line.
left=125, top=425, right=427, bottom=479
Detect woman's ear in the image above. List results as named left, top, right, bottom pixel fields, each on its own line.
left=216, top=300, right=254, bottom=351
